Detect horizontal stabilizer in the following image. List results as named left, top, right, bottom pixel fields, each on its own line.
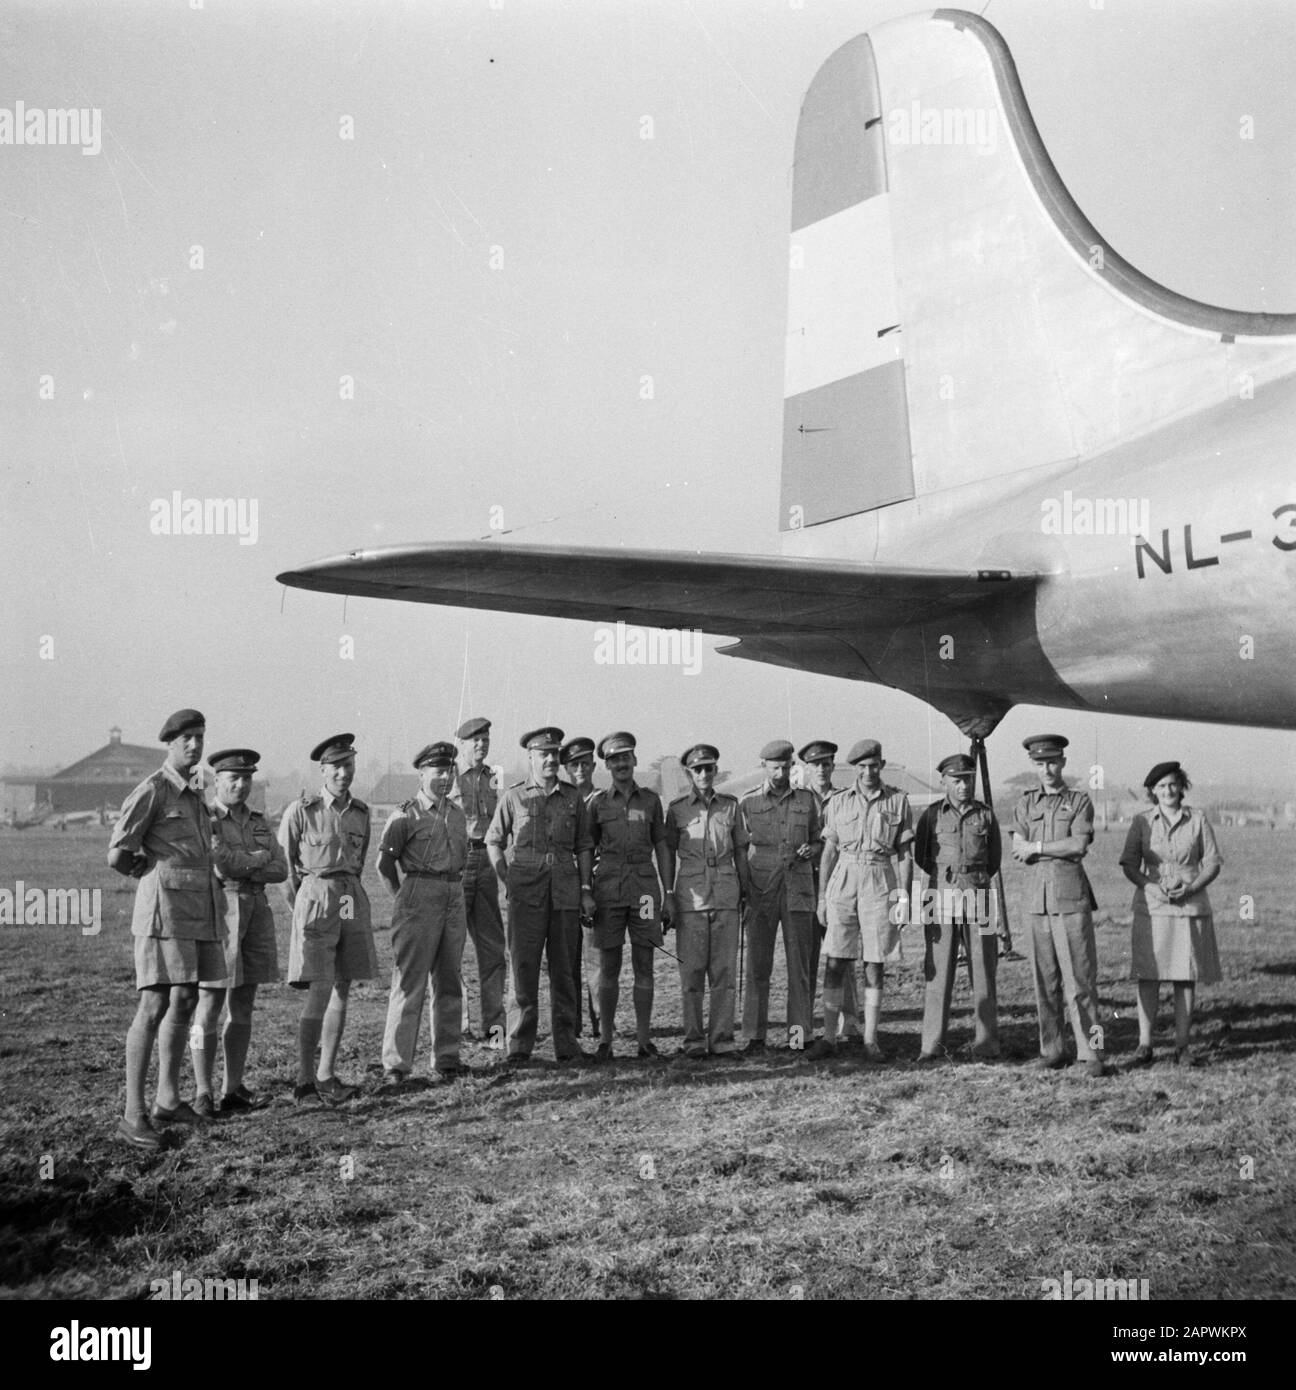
left=277, top=542, right=1039, bottom=636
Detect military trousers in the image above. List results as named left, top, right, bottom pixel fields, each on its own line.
left=382, top=876, right=468, bottom=1073
left=677, top=909, right=739, bottom=1055
left=920, top=913, right=998, bottom=1054
left=1028, top=909, right=1102, bottom=1060
left=506, top=897, right=581, bottom=1059
left=461, top=847, right=508, bottom=1042
left=742, top=883, right=815, bottom=1044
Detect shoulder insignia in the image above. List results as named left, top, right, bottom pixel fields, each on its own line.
left=350, top=797, right=369, bottom=813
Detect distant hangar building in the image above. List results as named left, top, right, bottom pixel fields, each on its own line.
left=31, top=727, right=161, bottom=813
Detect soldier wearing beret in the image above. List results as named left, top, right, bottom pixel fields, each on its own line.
left=451, top=717, right=508, bottom=1050
left=664, top=744, right=750, bottom=1058
left=278, top=734, right=378, bottom=1104
left=486, top=727, right=595, bottom=1064
left=191, top=748, right=287, bottom=1117
left=913, top=754, right=1002, bottom=1061
left=1011, top=735, right=1109, bottom=1077
left=587, top=733, right=671, bottom=1062
left=108, top=709, right=225, bottom=1146
left=379, top=742, right=471, bottom=1082
left=812, top=739, right=912, bottom=1062
left=560, top=735, right=600, bottom=1037
left=739, top=740, right=822, bottom=1053
left=799, top=740, right=862, bottom=1048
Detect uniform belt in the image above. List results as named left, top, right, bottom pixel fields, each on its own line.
left=600, top=852, right=654, bottom=865
left=842, top=850, right=891, bottom=863
left=226, top=882, right=266, bottom=895
left=405, top=869, right=459, bottom=881
left=309, top=869, right=360, bottom=879
left=703, top=855, right=732, bottom=868
left=468, top=838, right=487, bottom=849
left=512, top=851, right=568, bottom=867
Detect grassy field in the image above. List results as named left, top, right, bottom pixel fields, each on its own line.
left=1, top=820, right=1293, bottom=1301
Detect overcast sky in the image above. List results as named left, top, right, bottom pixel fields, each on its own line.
left=3, top=0, right=1295, bottom=794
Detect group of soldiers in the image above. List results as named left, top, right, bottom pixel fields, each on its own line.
left=108, top=708, right=1122, bottom=1149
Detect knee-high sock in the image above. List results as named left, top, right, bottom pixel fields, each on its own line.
left=157, top=1008, right=189, bottom=1108
left=189, top=1023, right=218, bottom=1097
left=822, top=976, right=844, bottom=1043
left=632, top=979, right=653, bottom=1044
left=318, top=994, right=348, bottom=1081
left=125, top=1014, right=155, bottom=1120
left=298, top=1017, right=324, bottom=1085
left=223, top=1020, right=252, bottom=1094
left=863, top=985, right=883, bottom=1045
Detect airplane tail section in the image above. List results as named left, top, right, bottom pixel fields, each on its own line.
left=781, top=8, right=1296, bottom=533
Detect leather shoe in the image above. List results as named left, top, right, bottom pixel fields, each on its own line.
left=152, top=1100, right=210, bottom=1125
left=117, top=1115, right=161, bottom=1149
left=1128, top=1044, right=1154, bottom=1068
left=593, top=1043, right=613, bottom=1064
left=220, top=1086, right=269, bottom=1112
left=505, top=1053, right=531, bottom=1068
left=1033, top=1052, right=1067, bottom=1071
left=314, top=1076, right=359, bottom=1105
left=192, top=1093, right=218, bottom=1121
left=637, top=1041, right=660, bottom=1060
left=805, top=1038, right=838, bottom=1061
left=862, top=1041, right=889, bottom=1063
left=742, top=1039, right=766, bottom=1056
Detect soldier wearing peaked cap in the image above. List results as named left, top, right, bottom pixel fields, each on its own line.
left=587, top=733, right=671, bottom=1062
left=913, top=754, right=1002, bottom=1062
left=664, top=744, right=750, bottom=1058
left=277, top=733, right=377, bottom=1105
left=108, top=709, right=225, bottom=1146
left=799, top=740, right=862, bottom=1048
left=1011, top=734, right=1109, bottom=1077
left=738, top=739, right=822, bottom=1054
left=378, top=742, right=471, bottom=1083
left=190, top=747, right=287, bottom=1117
left=486, top=727, right=595, bottom=1063
left=812, top=739, right=913, bottom=1062
left=560, top=736, right=600, bottom=1037
left=451, top=717, right=508, bottom=1051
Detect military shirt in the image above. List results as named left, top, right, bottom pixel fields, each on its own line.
left=278, top=789, right=371, bottom=883
left=211, top=800, right=288, bottom=889
left=665, top=789, right=748, bottom=911
left=914, top=798, right=1001, bottom=888
left=739, top=784, right=821, bottom=911
left=453, top=763, right=497, bottom=843
left=823, top=783, right=914, bottom=859
left=1118, top=805, right=1221, bottom=917
left=1012, top=785, right=1097, bottom=913
left=588, top=782, right=666, bottom=907
left=110, top=763, right=221, bottom=940
left=486, top=778, right=593, bottom=910
left=379, top=790, right=469, bottom=876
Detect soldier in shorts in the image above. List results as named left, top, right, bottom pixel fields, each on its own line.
left=811, top=739, right=913, bottom=1061
left=108, top=708, right=225, bottom=1147
left=588, top=732, right=671, bottom=1062
left=191, top=748, right=287, bottom=1117
left=278, top=733, right=378, bottom=1104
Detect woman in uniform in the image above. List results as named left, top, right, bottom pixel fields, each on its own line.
left=1119, top=761, right=1222, bottom=1067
